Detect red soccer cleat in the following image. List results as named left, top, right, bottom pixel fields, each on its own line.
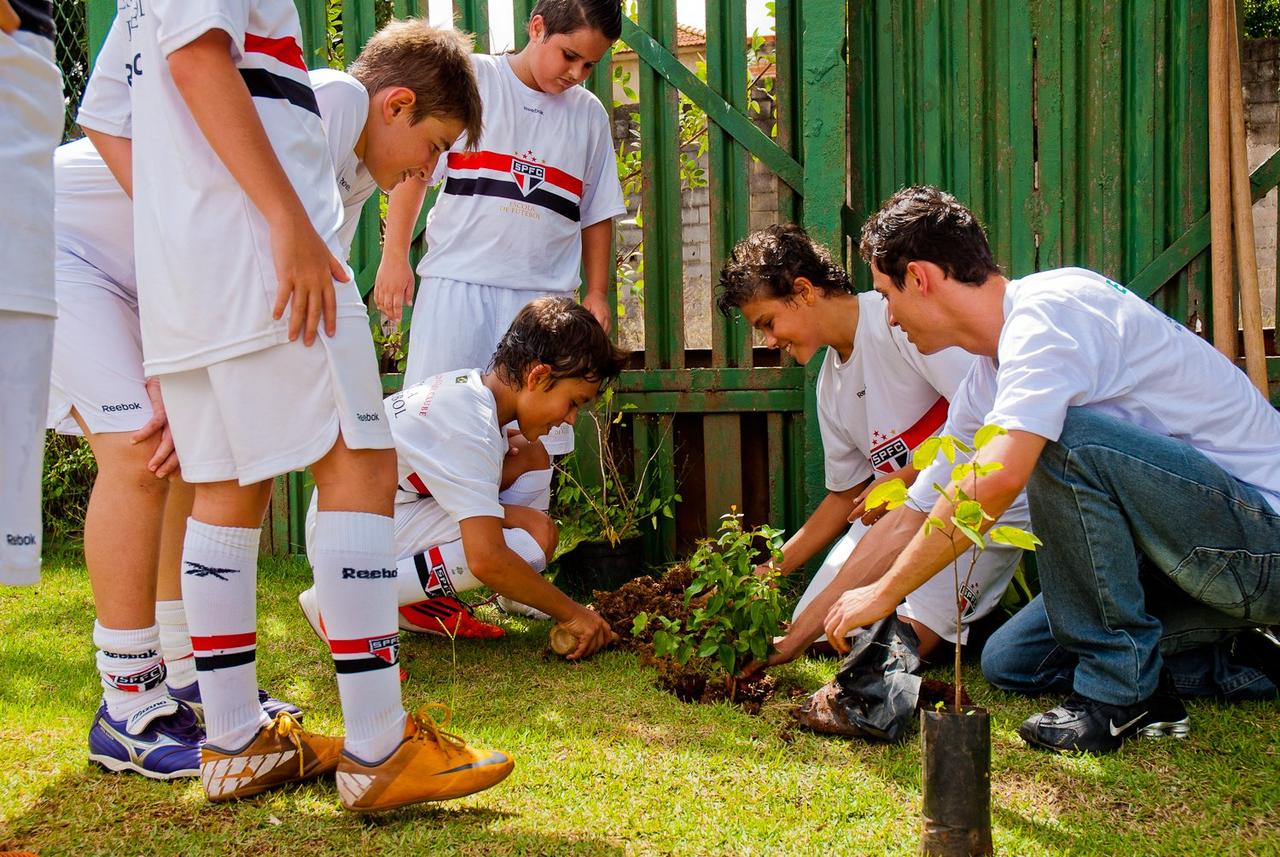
left=398, top=596, right=506, bottom=639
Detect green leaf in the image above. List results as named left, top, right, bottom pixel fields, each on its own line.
left=698, top=638, right=720, bottom=658
left=923, top=515, right=946, bottom=537
left=953, top=500, right=984, bottom=529
left=975, top=461, right=1004, bottom=476
left=949, top=517, right=986, bottom=551
left=988, top=526, right=1043, bottom=551
left=913, top=436, right=943, bottom=469
left=631, top=612, right=650, bottom=635
left=973, top=424, right=1007, bottom=450
left=951, top=462, right=976, bottom=483
left=865, top=478, right=909, bottom=511
left=718, top=644, right=736, bottom=674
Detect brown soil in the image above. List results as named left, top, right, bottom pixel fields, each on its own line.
left=591, top=565, right=777, bottom=714
left=917, top=677, right=973, bottom=711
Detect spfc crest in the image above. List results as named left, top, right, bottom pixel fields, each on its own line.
left=511, top=158, right=546, bottom=195
left=870, top=437, right=910, bottom=473
left=368, top=634, right=400, bottom=665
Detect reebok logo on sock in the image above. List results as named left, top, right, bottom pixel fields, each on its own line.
left=341, top=567, right=397, bottom=580
left=5, top=533, right=36, bottom=546
left=184, top=561, right=239, bottom=580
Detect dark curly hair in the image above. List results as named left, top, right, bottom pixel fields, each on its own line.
left=715, top=224, right=853, bottom=317
left=530, top=0, right=622, bottom=40
left=491, top=296, right=628, bottom=387
left=859, top=186, right=1001, bottom=289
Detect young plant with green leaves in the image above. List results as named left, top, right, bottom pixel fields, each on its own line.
left=864, top=424, right=1041, bottom=713
left=633, top=510, right=785, bottom=695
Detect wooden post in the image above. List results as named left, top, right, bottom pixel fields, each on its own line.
left=1208, top=0, right=1236, bottom=359
left=1225, top=1, right=1270, bottom=393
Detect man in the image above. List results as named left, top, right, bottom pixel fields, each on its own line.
left=824, top=185, right=1280, bottom=754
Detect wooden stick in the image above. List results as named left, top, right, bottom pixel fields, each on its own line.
left=1226, top=0, right=1271, bottom=394
left=1209, top=0, right=1237, bottom=359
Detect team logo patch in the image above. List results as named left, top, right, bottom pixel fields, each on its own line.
left=958, top=581, right=979, bottom=619
left=870, top=438, right=911, bottom=473
left=368, top=634, right=399, bottom=665
left=511, top=158, right=546, bottom=196
left=110, top=663, right=166, bottom=692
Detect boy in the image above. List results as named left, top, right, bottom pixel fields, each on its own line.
left=375, top=0, right=626, bottom=621
left=65, top=19, right=480, bottom=780
left=828, top=185, right=1280, bottom=753
left=300, top=297, right=623, bottom=660
left=0, top=0, right=60, bottom=587
left=715, top=225, right=1027, bottom=673
left=80, top=3, right=508, bottom=810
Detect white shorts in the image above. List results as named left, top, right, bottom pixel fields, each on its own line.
left=161, top=314, right=391, bottom=485
left=0, top=312, right=55, bottom=585
left=47, top=266, right=150, bottom=436
left=793, top=518, right=1024, bottom=644
left=406, top=277, right=576, bottom=455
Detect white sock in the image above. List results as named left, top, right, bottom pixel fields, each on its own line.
left=94, top=621, right=175, bottom=733
left=498, top=467, right=553, bottom=512
left=181, top=518, right=268, bottom=750
left=312, top=511, right=406, bottom=763
left=396, top=539, right=479, bottom=605
left=156, top=599, right=197, bottom=690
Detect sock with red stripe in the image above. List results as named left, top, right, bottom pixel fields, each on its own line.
left=94, top=621, right=173, bottom=732
left=156, top=599, right=197, bottom=690
left=312, top=511, right=405, bottom=763
left=180, top=519, right=268, bottom=750
left=396, top=539, right=480, bottom=606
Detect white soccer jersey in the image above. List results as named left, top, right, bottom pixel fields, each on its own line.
left=910, top=267, right=1280, bottom=514
left=386, top=369, right=507, bottom=546
left=54, top=139, right=136, bottom=298
left=80, top=0, right=356, bottom=376
left=417, top=53, right=627, bottom=293
left=310, top=68, right=378, bottom=259
left=817, top=291, right=976, bottom=491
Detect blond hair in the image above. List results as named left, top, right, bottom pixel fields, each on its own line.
left=349, top=20, right=483, bottom=147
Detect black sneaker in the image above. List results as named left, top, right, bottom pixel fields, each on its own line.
left=1018, top=670, right=1189, bottom=753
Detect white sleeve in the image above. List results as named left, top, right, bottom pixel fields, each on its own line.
left=76, top=17, right=132, bottom=138
left=577, top=96, right=626, bottom=228
left=820, top=407, right=873, bottom=492
left=392, top=396, right=504, bottom=524
left=152, top=0, right=250, bottom=59
left=906, top=369, right=990, bottom=511
left=311, top=72, right=363, bottom=175
left=986, top=301, right=1128, bottom=443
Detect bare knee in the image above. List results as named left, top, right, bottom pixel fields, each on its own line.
left=501, top=434, right=552, bottom=488
left=83, top=428, right=170, bottom=503
left=312, top=433, right=397, bottom=515
left=526, top=512, right=559, bottom=561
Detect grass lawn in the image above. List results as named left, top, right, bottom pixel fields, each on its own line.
left=2, top=551, right=1278, bottom=856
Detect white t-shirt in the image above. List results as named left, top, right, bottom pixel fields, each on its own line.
left=79, top=0, right=356, bottom=375
left=310, top=68, right=377, bottom=258
left=911, top=267, right=1280, bottom=514
left=386, top=369, right=507, bottom=545
left=417, top=53, right=627, bottom=292
left=53, top=139, right=136, bottom=298
left=818, top=292, right=975, bottom=491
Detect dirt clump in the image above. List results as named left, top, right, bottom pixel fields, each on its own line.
left=592, top=564, right=695, bottom=647
left=917, top=677, right=973, bottom=711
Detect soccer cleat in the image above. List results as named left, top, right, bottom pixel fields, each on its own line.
left=299, top=586, right=409, bottom=681
left=495, top=595, right=552, bottom=622
left=398, top=596, right=506, bottom=639
left=1018, top=669, right=1189, bottom=754
left=88, top=699, right=204, bottom=780
left=168, top=681, right=304, bottom=724
left=336, top=704, right=514, bottom=813
left=200, top=711, right=342, bottom=801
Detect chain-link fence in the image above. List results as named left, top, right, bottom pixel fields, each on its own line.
left=53, top=0, right=90, bottom=142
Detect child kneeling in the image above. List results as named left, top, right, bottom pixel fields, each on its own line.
left=303, top=296, right=623, bottom=659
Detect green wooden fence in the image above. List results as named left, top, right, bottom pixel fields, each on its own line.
left=75, top=0, right=1276, bottom=561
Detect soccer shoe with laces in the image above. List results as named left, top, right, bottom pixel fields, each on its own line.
left=168, top=681, right=304, bottom=724
left=88, top=699, right=204, bottom=780
left=336, top=704, right=514, bottom=812
left=298, top=587, right=409, bottom=682
left=398, top=596, right=506, bottom=639
left=200, top=711, right=342, bottom=801
left=1019, top=669, right=1189, bottom=754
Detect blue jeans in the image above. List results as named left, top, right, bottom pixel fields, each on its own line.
left=988, top=408, right=1280, bottom=705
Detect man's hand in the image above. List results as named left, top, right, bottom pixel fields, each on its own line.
left=558, top=604, right=615, bottom=660
left=849, top=468, right=914, bottom=525
left=581, top=292, right=612, bottom=334
left=824, top=584, right=896, bottom=654
left=269, top=212, right=348, bottom=345
left=130, top=378, right=180, bottom=479
left=0, top=0, right=20, bottom=34
left=373, top=254, right=416, bottom=324
left=738, top=632, right=805, bottom=679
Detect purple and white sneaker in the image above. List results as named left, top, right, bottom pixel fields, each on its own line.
left=168, top=681, right=304, bottom=724
left=88, top=699, right=204, bottom=780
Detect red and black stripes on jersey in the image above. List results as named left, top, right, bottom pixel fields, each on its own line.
left=868, top=395, right=951, bottom=474
left=240, top=33, right=319, bottom=117
left=329, top=633, right=400, bottom=673
left=191, top=632, right=257, bottom=671
left=443, top=151, right=584, bottom=222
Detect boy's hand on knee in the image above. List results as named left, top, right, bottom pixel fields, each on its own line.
left=269, top=212, right=348, bottom=345
left=131, top=378, right=180, bottom=478
left=373, top=255, right=415, bottom=324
